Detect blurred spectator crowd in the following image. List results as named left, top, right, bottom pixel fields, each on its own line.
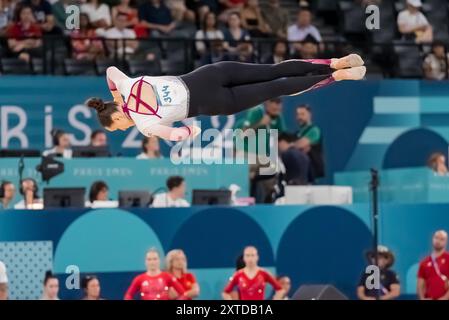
left=0, top=0, right=448, bottom=78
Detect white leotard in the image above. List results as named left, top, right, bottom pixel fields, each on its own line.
left=116, top=75, right=190, bottom=137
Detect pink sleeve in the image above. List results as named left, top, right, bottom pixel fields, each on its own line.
left=144, top=124, right=192, bottom=141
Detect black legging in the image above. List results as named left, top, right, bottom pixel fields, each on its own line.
left=180, top=60, right=333, bottom=117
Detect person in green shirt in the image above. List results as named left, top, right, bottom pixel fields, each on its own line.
left=295, top=104, right=324, bottom=179
left=234, top=97, right=286, bottom=155
left=234, top=98, right=286, bottom=203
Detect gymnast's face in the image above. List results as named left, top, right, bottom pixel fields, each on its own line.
left=243, top=247, right=259, bottom=268
left=145, top=251, right=160, bottom=272
left=105, top=111, right=135, bottom=132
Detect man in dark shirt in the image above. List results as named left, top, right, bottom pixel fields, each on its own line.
left=278, top=132, right=310, bottom=185
left=138, top=0, right=176, bottom=36
left=22, top=0, right=61, bottom=34
left=357, top=245, right=401, bottom=300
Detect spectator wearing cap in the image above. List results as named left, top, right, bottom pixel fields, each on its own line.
left=357, top=245, right=400, bottom=300
left=0, top=260, right=8, bottom=300
left=418, top=230, right=449, bottom=300
left=423, top=41, right=449, bottom=80
left=397, top=0, right=433, bottom=43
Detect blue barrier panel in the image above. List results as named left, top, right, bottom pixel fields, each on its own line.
left=1, top=203, right=445, bottom=300
left=335, top=168, right=449, bottom=203
left=0, top=158, right=249, bottom=204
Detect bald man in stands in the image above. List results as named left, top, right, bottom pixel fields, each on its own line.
left=417, top=230, right=449, bottom=300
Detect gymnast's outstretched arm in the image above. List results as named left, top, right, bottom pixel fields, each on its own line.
left=142, top=123, right=201, bottom=141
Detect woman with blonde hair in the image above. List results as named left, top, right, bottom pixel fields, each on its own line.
left=166, top=249, right=200, bottom=299
left=125, top=248, right=186, bottom=300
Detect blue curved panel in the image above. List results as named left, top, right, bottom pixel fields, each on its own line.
left=276, top=206, right=372, bottom=299
left=170, top=208, right=274, bottom=268
left=383, top=128, right=448, bottom=169
left=54, top=209, right=164, bottom=273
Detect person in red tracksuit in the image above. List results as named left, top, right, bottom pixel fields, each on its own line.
left=418, top=230, right=449, bottom=300
left=222, top=246, right=285, bottom=300
left=125, top=248, right=186, bottom=300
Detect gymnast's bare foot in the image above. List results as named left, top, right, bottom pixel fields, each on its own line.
left=331, top=54, right=364, bottom=70
left=332, top=66, right=367, bottom=81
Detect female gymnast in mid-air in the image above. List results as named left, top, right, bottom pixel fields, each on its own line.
left=86, top=55, right=366, bottom=141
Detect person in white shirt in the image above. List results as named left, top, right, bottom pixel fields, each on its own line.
left=14, top=178, right=43, bottom=210
left=0, top=260, right=8, bottom=300
left=152, top=176, right=190, bottom=207
left=287, top=9, right=322, bottom=44
left=195, top=12, right=225, bottom=55
left=81, top=0, right=112, bottom=29
left=423, top=41, right=449, bottom=80
left=397, top=0, right=432, bottom=43
left=42, top=129, right=73, bottom=159
left=103, top=12, right=138, bottom=58
left=136, top=136, right=163, bottom=159
left=86, top=180, right=118, bottom=208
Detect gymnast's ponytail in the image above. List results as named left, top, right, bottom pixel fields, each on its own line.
left=86, top=97, right=118, bottom=128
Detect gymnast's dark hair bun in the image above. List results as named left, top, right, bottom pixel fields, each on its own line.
left=86, top=97, right=106, bottom=113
